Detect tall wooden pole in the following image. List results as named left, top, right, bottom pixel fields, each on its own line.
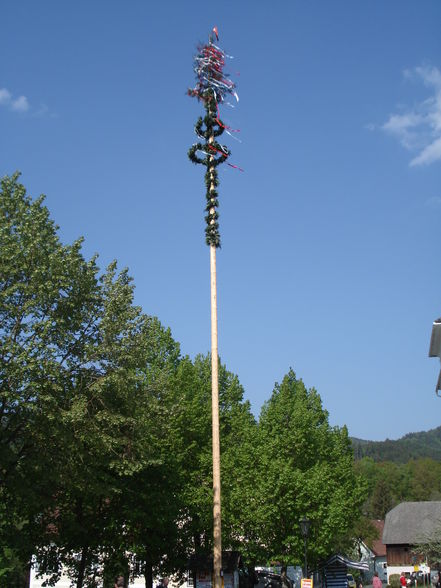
left=188, top=34, right=237, bottom=588
left=210, top=243, right=222, bottom=588
left=209, top=139, right=222, bottom=588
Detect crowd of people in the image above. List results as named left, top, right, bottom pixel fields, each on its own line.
left=111, top=569, right=441, bottom=588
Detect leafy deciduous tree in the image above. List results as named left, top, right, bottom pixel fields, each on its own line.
left=0, top=174, right=181, bottom=587
left=252, top=369, right=367, bottom=567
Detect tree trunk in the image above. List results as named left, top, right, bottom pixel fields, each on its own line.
left=23, top=563, right=31, bottom=588
left=144, top=558, right=153, bottom=588
left=76, top=545, right=89, bottom=588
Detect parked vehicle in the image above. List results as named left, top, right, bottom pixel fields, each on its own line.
left=256, top=571, right=293, bottom=588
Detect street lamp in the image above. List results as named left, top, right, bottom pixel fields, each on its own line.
left=299, top=516, right=311, bottom=579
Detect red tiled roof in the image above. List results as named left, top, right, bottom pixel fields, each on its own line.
left=371, top=520, right=386, bottom=557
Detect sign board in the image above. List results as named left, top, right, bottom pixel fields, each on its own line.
left=301, top=579, right=313, bottom=588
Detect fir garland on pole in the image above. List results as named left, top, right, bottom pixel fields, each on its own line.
left=188, top=27, right=239, bottom=588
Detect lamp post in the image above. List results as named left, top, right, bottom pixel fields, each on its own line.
left=299, top=516, right=311, bottom=579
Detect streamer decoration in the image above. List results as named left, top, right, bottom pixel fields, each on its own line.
left=188, top=27, right=240, bottom=248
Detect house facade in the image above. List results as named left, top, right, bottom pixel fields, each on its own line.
left=358, top=520, right=387, bottom=582
left=382, top=501, right=441, bottom=581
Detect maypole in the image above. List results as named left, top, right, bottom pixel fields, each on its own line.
left=187, top=26, right=239, bottom=588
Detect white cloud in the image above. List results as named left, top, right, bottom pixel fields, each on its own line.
left=0, top=88, right=12, bottom=105
left=413, top=65, right=441, bottom=90
left=381, top=65, right=441, bottom=167
left=0, top=87, right=55, bottom=118
left=11, top=95, right=29, bottom=112
left=0, top=86, right=30, bottom=113
left=411, top=136, right=441, bottom=167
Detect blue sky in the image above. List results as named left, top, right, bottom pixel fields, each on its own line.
left=1, top=1, right=440, bottom=441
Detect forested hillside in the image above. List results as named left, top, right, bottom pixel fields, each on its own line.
left=351, top=426, right=441, bottom=463
left=351, top=427, right=441, bottom=521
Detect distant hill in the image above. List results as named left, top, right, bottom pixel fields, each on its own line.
left=351, top=426, right=441, bottom=462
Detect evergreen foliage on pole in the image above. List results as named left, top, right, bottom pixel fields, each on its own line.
left=188, top=92, right=229, bottom=247
left=188, top=28, right=238, bottom=247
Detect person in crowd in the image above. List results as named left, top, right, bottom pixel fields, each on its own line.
left=373, top=571, right=382, bottom=588
left=157, top=577, right=170, bottom=588
left=280, top=568, right=293, bottom=588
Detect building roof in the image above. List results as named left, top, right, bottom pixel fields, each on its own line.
left=322, top=554, right=369, bottom=571
left=371, top=520, right=386, bottom=557
left=383, top=502, right=441, bottom=545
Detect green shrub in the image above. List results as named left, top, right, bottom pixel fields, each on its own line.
left=389, top=575, right=401, bottom=588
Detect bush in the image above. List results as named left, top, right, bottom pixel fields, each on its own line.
left=389, top=575, right=401, bottom=588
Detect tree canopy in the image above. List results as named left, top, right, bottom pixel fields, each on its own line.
left=249, top=370, right=367, bottom=567
left=0, top=174, right=181, bottom=587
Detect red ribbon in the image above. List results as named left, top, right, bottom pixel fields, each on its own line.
left=207, top=145, right=244, bottom=172
left=227, top=163, right=244, bottom=172
left=215, top=102, right=240, bottom=133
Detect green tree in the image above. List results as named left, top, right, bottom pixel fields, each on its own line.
left=167, top=354, right=259, bottom=571
left=254, top=369, right=367, bottom=567
left=355, top=457, right=441, bottom=522
left=33, top=313, right=181, bottom=588
left=368, top=478, right=394, bottom=519
left=0, top=172, right=110, bottom=585
left=406, top=458, right=441, bottom=501
left=0, top=173, right=182, bottom=587
left=110, top=322, right=183, bottom=588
